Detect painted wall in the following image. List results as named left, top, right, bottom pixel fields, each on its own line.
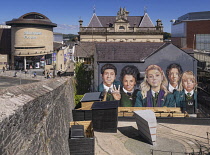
left=97, top=44, right=197, bottom=87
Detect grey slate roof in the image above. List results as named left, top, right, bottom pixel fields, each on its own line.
left=88, top=13, right=103, bottom=27
left=75, top=42, right=96, bottom=57
left=88, top=15, right=147, bottom=27
left=53, top=42, right=63, bottom=51
left=95, top=42, right=166, bottom=62
left=139, top=13, right=154, bottom=27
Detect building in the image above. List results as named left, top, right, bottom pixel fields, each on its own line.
left=78, top=8, right=164, bottom=42
left=6, top=12, right=57, bottom=70
left=74, top=42, right=197, bottom=91
left=171, top=11, right=210, bottom=70
left=0, top=25, right=11, bottom=69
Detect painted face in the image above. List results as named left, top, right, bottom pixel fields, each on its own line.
left=147, top=69, right=163, bottom=88
left=182, top=78, right=196, bottom=92
left=168, top=68, right=180, bottom=85
left=102, top=69, right=116, bottom=87
left=123, top=75, right=136, bottom=92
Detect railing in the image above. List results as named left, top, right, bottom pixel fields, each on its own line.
left=197, top=87, right=210, bottom=116
left=79, top=27, right=163, bottom=33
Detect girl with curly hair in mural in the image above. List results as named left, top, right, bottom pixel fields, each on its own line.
left=135, top=64, right=175, bottom=107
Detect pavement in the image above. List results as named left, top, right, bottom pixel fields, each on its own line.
left=94, top=118, right=210, bottom=155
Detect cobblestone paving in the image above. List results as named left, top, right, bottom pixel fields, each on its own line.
left=94, top=120, right=210, bottom=155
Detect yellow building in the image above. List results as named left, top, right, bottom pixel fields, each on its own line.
left=79, top=8, right=164, bottom=42
left=0, top=54, right=8, bottom=70
left=6, top=12, right=57, bottom=70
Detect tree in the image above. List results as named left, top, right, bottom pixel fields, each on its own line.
left=74, top=62, right=93, bottom=95
left=163, top=32, right=171, bottom=40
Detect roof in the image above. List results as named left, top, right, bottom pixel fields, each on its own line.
left=53, top=42, right=63, bottom=51
left=6, top=12, right=57, bottom=27
left=181, top=48, right=194, bottom=54
left=75, top=42, right=96, bottom=57
left=179, top=11, right=210, bottom=21
left=87, top=11, right=156, bottom=28
left=94, top=16, right=143, bottom=27
left=95, top=42, right=166, bottom=62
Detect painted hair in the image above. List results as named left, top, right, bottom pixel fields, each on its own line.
left=166, top=63, right=183, bottom=79
left=101, top=63, right=117, bottom=75
left=120, top=65, right=139, bottom=82
left=179, top=71, right=197, bottom=91
left=140, top=65, right=168, bottom=99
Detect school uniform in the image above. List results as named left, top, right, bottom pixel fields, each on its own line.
left=98, top=81, right=121, bottom=101
left=168, top=83, right=178, bottom=93
left=135, top=89, right=175, bottom=107
left=119, top=88, right=139, bottom=107
left=98, top=80, right=121, bottom=92
left=173, top=90, right=197, bottom=112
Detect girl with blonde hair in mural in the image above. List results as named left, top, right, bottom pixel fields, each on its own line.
left=135, top=64, right=175, bottom=107
left=174, top=71, right=197, bottom=113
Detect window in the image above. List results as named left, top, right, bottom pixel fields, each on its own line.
left=119, top=26, right=125, bottom=30
left=196, top=34, right=210, bottom=51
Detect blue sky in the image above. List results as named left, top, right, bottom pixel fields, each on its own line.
left=1, top=0, right=210, bottom=34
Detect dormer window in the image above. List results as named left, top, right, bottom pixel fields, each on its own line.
left=119, top=26, right=125, bottom=30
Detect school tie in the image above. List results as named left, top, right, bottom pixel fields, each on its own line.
left=153, top=92, right=158, bottom=107
left=108, top=88, right=112, bottom=94
left=127, top=92, right=132, bottom=96
left=186, top=93, right=192, bottom=100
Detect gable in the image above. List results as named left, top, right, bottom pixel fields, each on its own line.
left=88, top=13, right=102, bottom=27
left=144, top=43, right=197, bottom=74
left=139, top=13, right=154, bottom=27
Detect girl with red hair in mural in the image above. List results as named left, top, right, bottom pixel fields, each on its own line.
left=135, top=65, right=175, bottom=107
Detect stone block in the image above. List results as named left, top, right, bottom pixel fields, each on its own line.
left=133, top=110, right=157, bottom=145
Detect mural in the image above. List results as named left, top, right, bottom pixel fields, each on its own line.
left=98, top=63, right=197, bottom=114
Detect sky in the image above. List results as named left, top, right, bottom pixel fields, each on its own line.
left=1, top=0, right=210, bottom=34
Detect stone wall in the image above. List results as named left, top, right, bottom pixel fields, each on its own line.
left=0, top=77, right=75, bottom=155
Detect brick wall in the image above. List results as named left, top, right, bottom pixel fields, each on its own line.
left=0, top=77, right=75, bottom=155
left=187, top=20, right=210, bottom=48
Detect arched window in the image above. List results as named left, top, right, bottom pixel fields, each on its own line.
left=119, top=26, right=125, bottom=30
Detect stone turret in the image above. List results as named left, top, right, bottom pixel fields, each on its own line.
left=79, top=19, right=83, bottom=27
left=116, top=7, right=129, bottom=21
left=156, top=19, right=163, bottom=31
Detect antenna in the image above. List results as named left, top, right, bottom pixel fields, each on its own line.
left=144, top=6, right=147, bottom=14
left=93, top=5, right=96, bottom=14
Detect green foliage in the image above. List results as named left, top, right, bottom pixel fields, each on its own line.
left=74, top=62, right=93, bottom=95
left=63, top=34, right=79, bottom=41
left=74, top=95, right=84, bottom=108
left=163, top=32, right=171, bottom=40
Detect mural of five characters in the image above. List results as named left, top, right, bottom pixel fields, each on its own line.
left=98, top=63, right=197, bottom=113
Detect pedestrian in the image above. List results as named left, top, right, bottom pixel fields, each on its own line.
left=14, top=71, right=17, bottom=77
left=57, top=70, right=61, bottom=77
left=49, top=72, right=52, bottom=78
left=33, top=72, right=37, bottom=78
left=2, top=66, right=5, bottom=72
left=47, top=72, right=49, bottom=79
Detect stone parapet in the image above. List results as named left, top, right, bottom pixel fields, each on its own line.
left=0, top=77, right=75, bottom=155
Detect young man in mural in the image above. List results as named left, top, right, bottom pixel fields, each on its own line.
left=166, top=63, right=183, bottom=93
left=111, top=65, right=140, bottom=107
left=135, top=65, right=175, bottom=107
left=174, top=71, right=197, bottom=113
left=98, top=63, right=121, bottom=101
